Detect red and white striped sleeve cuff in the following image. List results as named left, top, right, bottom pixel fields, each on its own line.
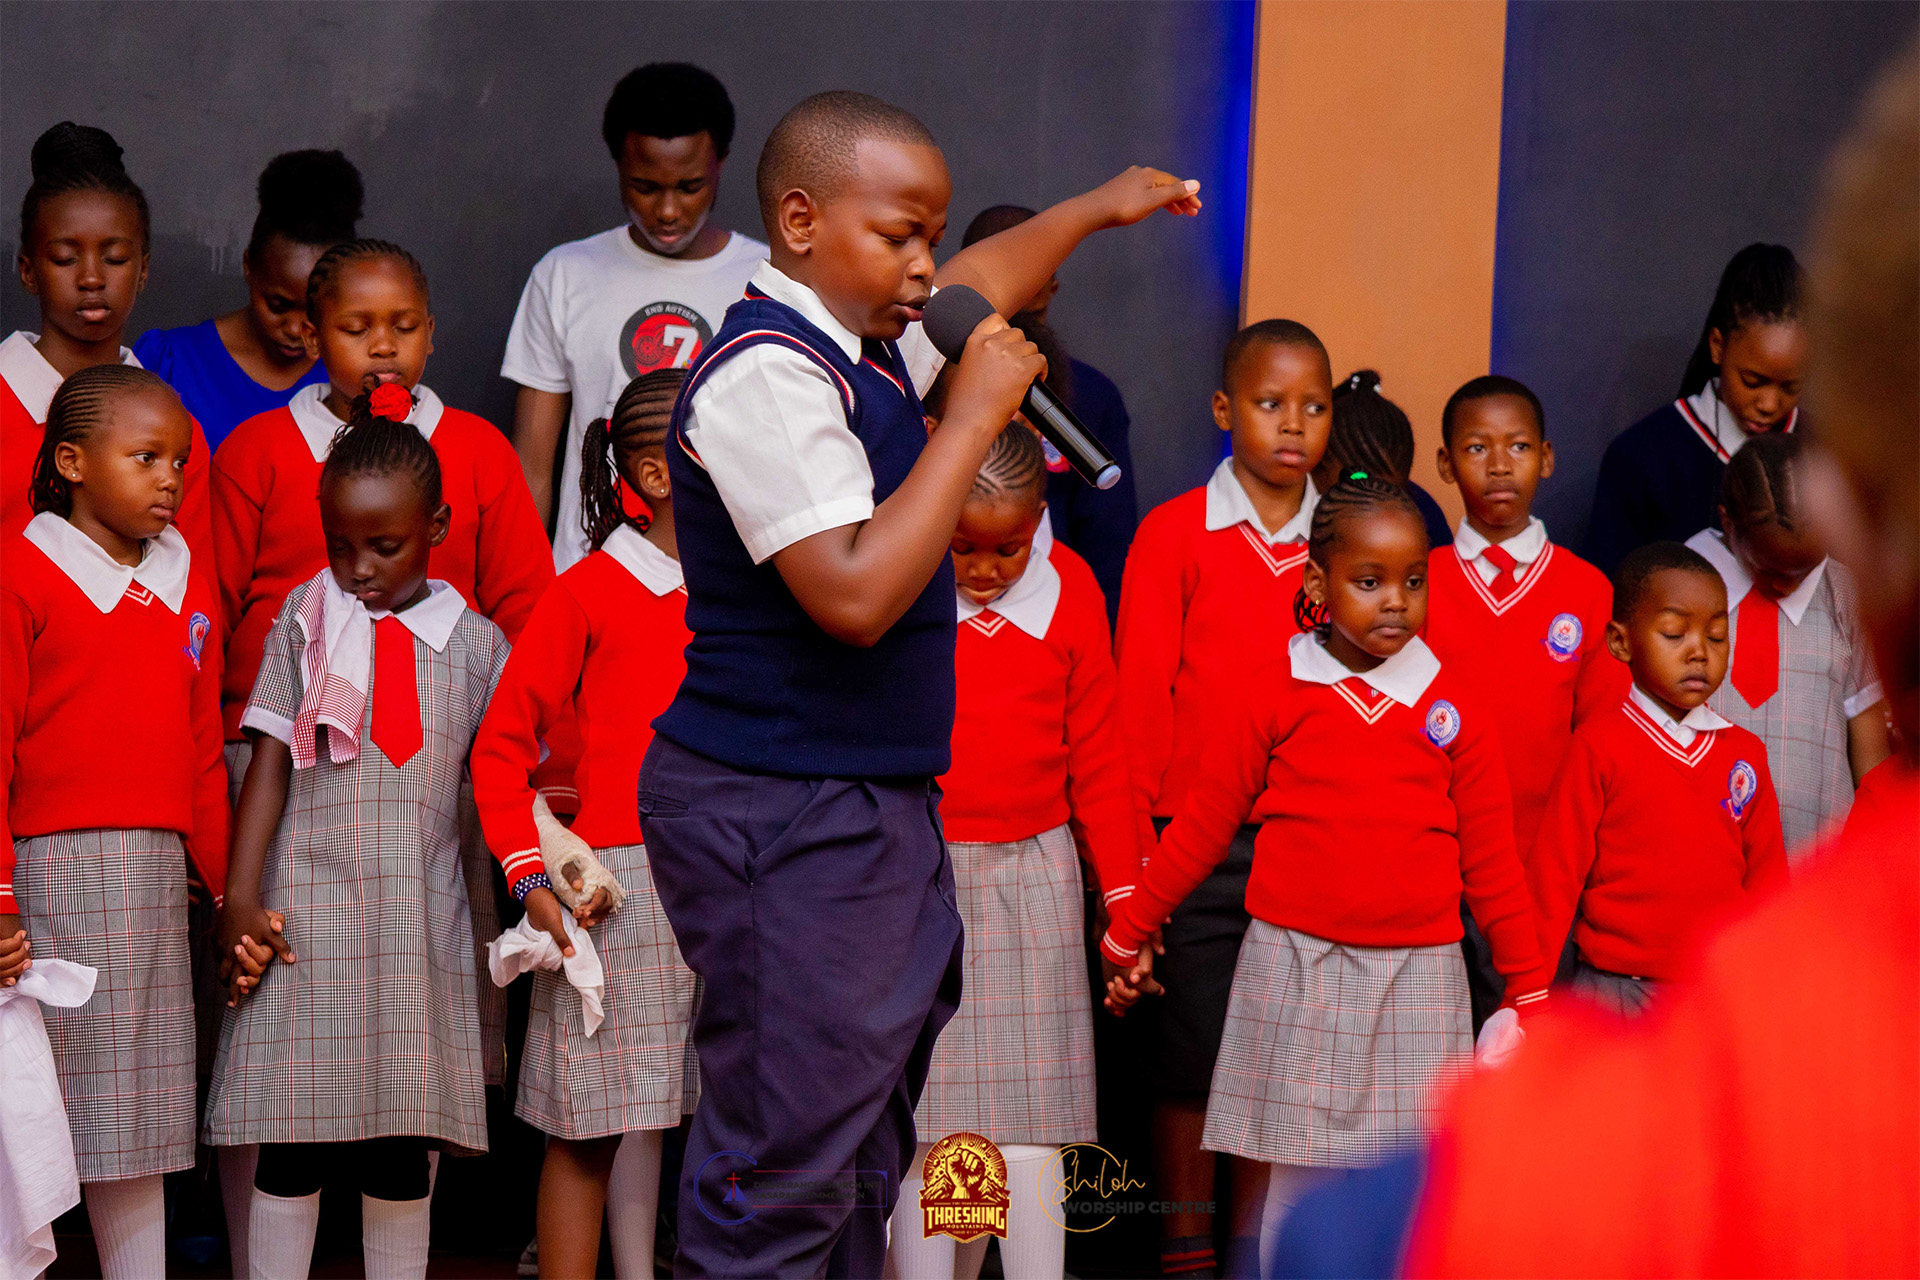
left=1505, top=988, right=1551, bottom=1018
left=500, top=847, right=545, bottom=894
left=1101, top=885, right=1136, bottom=907
left=0, top=883, right=16, bottom=915
left=1098, top=928, right=1136, bottom=967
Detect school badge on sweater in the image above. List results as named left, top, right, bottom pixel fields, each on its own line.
left=1543, top=612, right=1582, bottom=663
left=1725, top=759, right=1759, bottom=820
left=921, top=1132, right=1009, bottom=1242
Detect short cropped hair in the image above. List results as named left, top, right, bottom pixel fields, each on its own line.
left=1441, top=374, right=1546, bottom=446
left=1611, top=540, right=1721, bottom=623
left=1221, top=318, right=1327, bottom=393
left=755, top=91, right=937, bottom=228
left=603, top=63, right=736, bottom=161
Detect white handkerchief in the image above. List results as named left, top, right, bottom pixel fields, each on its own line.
left=485, top=914, right=607, bottom=1036
left=1473, top=1006, right=1526, bottom=1068
left=1, top=959, right=96, bottom=1279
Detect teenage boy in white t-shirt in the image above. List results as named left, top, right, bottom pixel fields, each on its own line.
left=503, top=61, right=768, bottom=571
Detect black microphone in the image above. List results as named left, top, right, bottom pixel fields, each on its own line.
left=921, top=285, right=1122, bottom=491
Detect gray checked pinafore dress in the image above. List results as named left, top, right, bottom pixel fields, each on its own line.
left=914, top=824, right=1096, bottom=1146
left=203, top=581, right=508, bottom=1153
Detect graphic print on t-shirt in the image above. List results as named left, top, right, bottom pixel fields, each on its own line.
left=620, top=301, right=714, bottom=377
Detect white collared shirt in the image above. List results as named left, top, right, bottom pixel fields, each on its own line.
left=1684, top=528, right=1827, bottom=625
left=1627, top=682, right=1733, bottom=748
left=23, top=512, right=191, bottom=614
left=682, top=261, right=947, bottom=565
left=1681, top=379, right=1799, bottom=463
left=287, top=383, right=447, bottom=462
left=600, top=524, right=684, bottom=597
left=1204, top=457, right=1318, bottom=545
left=955, top=542, right=1062, bottom=639
left=0, top=331, right=140, bottom=421
left=1287, top=630, right=1442, bottom=706
left=1453, top=515, right=1550, bottom=586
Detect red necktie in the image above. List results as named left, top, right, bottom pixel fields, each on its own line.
left=1731, top=589, right=1781, bottom=708
left=372, top=616, right=423, bottom=767
left=1482, top=545, right=1520, bottom=600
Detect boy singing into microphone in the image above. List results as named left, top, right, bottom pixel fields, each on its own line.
left=638, top=90, right=1199, bottom=1278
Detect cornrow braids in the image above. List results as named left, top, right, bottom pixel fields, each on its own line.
left=1680, top=243, right=1805, bottom=397
left=1324, top=370, right=1414, bottom=485
left=319, top=389, right=443, bottom=513
left=1291, top=469, right=1426, bottom=639
left=305, top=238, right=430, bottom=321
left=31, top=365, right=174, bottom=516
left=969, top=421, right=1047, bottom=507
left=20, top=122, right=151, bottom=253
left=581, top=368, right=686, bottom=550
left=1722, top=430, right=1804, bottom=533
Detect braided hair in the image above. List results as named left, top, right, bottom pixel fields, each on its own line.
left=1679, top=243, right=1804, bottom=397
left=1323, top=369, right=1414, bottom=485
left=969, top=421, right=1048, bottom=507
left=247, top=150, right=364, bottom=261
left=1721, top=431, right=1804, bottom=533
left=19, top=122, right=150, bottom=252
left=319, top=390, right=443, bottom=514
left=31, top=365, right=176, bottom=517
left=580, top=369, right=686, bottom=550
left=305, top=238, right=430, bottom=322
left=1291, top=470, right=1427, bottom=638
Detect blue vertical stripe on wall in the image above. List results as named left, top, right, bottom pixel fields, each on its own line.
left=1488, top=0, right=1915, bottom=552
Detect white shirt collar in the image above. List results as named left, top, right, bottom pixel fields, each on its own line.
left=1683, top=379, right=1798, bottom=462
left=749, top=261, right=864, bottom=364
left=1684, top=528, right=1827, bottom=626
left=287, top=382, right=447, bottom=463
left=23, top=511, right=191, bottom=614
left=955, top=541, right=1062, bottom=640
left=600, top=524, right=684, bottom=597
left=1204, top=457, right=1318, bottom=545
left=1287, top=630, right=1441, bottom=706
left=368, top=578, right=466, bottom=653
left=0, top=331, right=140, bottom=422
left=1628, top=682, right=1734, bottom=747
left=1452, top=514, right=1549, bottom=569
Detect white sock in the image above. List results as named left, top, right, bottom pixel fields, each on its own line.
left=885, top=1142, right=956, bottom=1280
left=1257, top=1162, right=1325, bottom=1279
left=220, top=1144, right=260, bottom=1279
left=83, top=1175, right=166, bottom=1280
left=999, top=1144, right=1064, bottom=1280
left=606, top=1129, right=664, bottom=1279
left=361, top=1193, right=432, bottom=1280
left=248, top=1189, right=321, bottom=1280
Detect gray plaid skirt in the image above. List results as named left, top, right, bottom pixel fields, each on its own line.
left=915, top=825, right=1096, bottom=1146
left=1571, top=959, right=1658, bottom=1017
left=1202, top=920, right=1471, bottom=1168
left=515, top=842, right=700, bottom=1140
left=13, top=828, right=197, bottom=1181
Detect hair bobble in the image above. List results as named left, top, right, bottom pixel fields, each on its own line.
left=1346, top=469, right=1370, bottom=482
left=369, top=383, right=412, bottom=421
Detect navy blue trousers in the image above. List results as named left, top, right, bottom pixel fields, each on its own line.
left=638, top=736, right=965, bottom=1279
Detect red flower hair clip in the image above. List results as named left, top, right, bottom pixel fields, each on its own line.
left=369, top=383, right=412, bottom=421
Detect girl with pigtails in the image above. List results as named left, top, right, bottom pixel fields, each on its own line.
left=470, top=369, right=701, bottom=1280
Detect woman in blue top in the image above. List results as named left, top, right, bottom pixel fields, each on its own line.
left=134, top=150, right=362, bottom=449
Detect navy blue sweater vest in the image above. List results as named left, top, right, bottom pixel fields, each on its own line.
left=1584, top=402, right=1729, bottom=578
left=654, top=291, right=956, bottom=778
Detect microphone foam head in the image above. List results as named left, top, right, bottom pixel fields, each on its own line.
left=920, top=285, right=998, bottom=361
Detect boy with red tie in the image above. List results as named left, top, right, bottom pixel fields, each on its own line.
left=1530, top=541, right=1788, bottom=1015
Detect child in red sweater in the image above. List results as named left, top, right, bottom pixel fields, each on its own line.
left=1531, top=541, right=1789, bottom=1017
left=207, top=391, right=510, bottom=1280
left=1, top=366, right=228, bottom=1280
left=886, top=422, right=1149, bottom=1280
left=1104, top=473, right=1552, bottom=1276
left=1115, top=318, right=1332, bottom=1275
left=4, top=124, right=214, bottom=559
left=470, top=370, right=697, bottom=1280
left=1426, top=376, right=1625, bottom=1019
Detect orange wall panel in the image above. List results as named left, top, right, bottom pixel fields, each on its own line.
left=1244, top=0, right=1508, bottom=523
